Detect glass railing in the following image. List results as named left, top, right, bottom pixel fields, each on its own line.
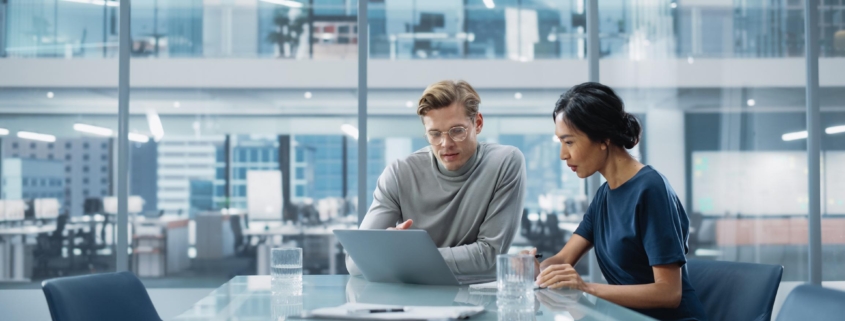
left=3, top=1, right=843, bottom=59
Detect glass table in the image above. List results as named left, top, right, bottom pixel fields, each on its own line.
left=172, top=275, right=656, bottom=321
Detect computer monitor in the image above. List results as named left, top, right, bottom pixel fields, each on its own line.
left=103, top=196, right=145, bottom=214
left=247, top=170, right=283, bottom=221
left=83, top=198, right=104, bottom=215
left=34, top=198, right=60, bottom=219
left=0, top=200, right=26, bottom=221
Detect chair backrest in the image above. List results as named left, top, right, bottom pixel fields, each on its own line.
left=775, top=284, right=845, bottom=321
left=230, top=215, right=244, bottom=248
left=687, top=259, right=783, bottom=321
left=41, top=271, right=161, bottom=321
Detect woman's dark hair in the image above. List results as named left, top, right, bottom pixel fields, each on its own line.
left=552, top=82, right=641, bottom=149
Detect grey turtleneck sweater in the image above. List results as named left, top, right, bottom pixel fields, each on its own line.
left=346, top=142, right=527, bottom=276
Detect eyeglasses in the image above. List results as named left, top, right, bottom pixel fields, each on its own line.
left=426, top=126, right=469, bottom=146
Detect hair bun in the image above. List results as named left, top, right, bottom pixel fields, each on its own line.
left=621, top=113, right=641, bottom=149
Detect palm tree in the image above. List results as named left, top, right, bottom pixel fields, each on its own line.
left=266, top=8, right=308, bottom=58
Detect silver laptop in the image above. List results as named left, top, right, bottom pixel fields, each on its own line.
left=334, top=229, right=496, bottom=286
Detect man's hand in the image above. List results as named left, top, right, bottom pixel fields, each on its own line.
left=387, top=219, right=413, bottom=230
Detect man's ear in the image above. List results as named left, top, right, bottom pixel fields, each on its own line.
left=475, top=113, right=484, bottom=134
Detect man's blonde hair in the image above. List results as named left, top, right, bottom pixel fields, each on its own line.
left=417, top=80, right=480, bottom=119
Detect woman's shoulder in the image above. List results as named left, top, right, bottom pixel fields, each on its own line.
left=632, top=166, right=677, bottom=196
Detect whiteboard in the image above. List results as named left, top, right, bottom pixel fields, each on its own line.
left=247, top=170, right=283, bottom=221
left=692, top=151, right=808, bottom=216
left=824, top=151, right=845, bottom=215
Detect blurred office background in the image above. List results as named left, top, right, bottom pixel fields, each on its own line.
left=0, top=0, right=843, bottom=317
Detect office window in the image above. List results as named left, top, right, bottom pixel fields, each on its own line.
left=101, top=143, right=108, bottom=149
left=101, top=166, right=108, bottom=173
left=30, top=154, right=36, bottom=159
left=101, top=154, right=108, bottom=161
left=216, top=167, right=226, bottom=179
left=48, top=154, right=54, bottom=159
left=48, top=143, right=54, bottom=149
left=83, top=142, right=89, bottom=149
left=12, top=154, right=18, bottom=158
left=22, top=178, right=28, bottom=186
left=83, top=190, right=89, bottom=196
left=296, top=185, right=306, bottom=197
left=296, top=167, right=305, bottom=180
left=65, top=154, right=71, bottom=160
left=83, top=166, right=89, bottom=173
left=65, top=142, right=71, bottom=149
left=83, top=178, right=89, bottom=185
left=40, top=178, right=46, bottom=186
left=101, top=190, right=107, bottom=196
left=12, top=142, right=18, bottom=149
left=101, top=178, right=108, bottom=184
left=66, top=178, right=71, bottom=184
left=83, top=154, right=89, bottom=161
left=250, top=148, right=259, bottom=162
left=30, top=142, right=36, bottom=149
left=65, top=166, right=71, bottom=173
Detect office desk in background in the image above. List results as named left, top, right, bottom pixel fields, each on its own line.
left=0, top=224, right=56, bottom=281
left=246, top=224, right=356, bottom=276
left=171, top=275, right=656, bottom=321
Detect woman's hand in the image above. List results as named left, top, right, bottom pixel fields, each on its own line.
left=536, top=263, right=588, bottom=292
left=519, top=248, right=541, bottom=280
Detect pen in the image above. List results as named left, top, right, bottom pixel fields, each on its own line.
left=349, top=308, right=406, bottom=314
left=535, top=254, right=543, bottom=259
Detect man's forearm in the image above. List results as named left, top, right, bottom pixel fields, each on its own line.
left=439, top=241, right=499, bottom=275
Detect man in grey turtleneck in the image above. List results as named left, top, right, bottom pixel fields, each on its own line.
left=346, top=80, right=527, bottom=276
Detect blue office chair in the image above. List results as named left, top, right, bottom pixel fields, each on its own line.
left=775, top=284, right=845, bottom=321
left=41, top=271, right=161, bottom=321
left=687, top=259, right=783, bottom=321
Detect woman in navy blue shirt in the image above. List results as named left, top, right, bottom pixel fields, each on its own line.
left=530, top=82, right=707, bottom=321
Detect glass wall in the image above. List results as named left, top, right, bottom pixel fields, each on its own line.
left=122, top=0, right=361, bottom=286
left=0, top=2, right=120, bottom=286
left=1, top=1, right=843, bottom=315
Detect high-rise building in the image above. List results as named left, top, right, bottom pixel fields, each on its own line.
left=1, top=137, right=110, bottom=216
left=1, top=158, right=64, bottom=203
left=156, top=136, right=221, bottom=215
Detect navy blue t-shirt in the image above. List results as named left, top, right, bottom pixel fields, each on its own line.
left=574, top=166, right=707, bottom=321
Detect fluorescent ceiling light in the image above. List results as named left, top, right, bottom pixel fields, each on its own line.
left=341, top=124, right=359, bottom=140
left=782, top=131, right=808, bottom=141
left=128, top=133, right=150, bottom=143
left=780, top=125, right=845, bottom=141
left=259, top=0, right=304, bottom=8
left=0, top=128, right=9, bottom=136
left=483, top=0, right=495, bottom=9
left=18, top=131, right=56, bottom=142
left=63, top=0, right=119, bottom=7
left=826, top=125, right=845, bottom=135
left=146, top=110, right=165, bottom=142
left=74, top=123, right=113, bottom=136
